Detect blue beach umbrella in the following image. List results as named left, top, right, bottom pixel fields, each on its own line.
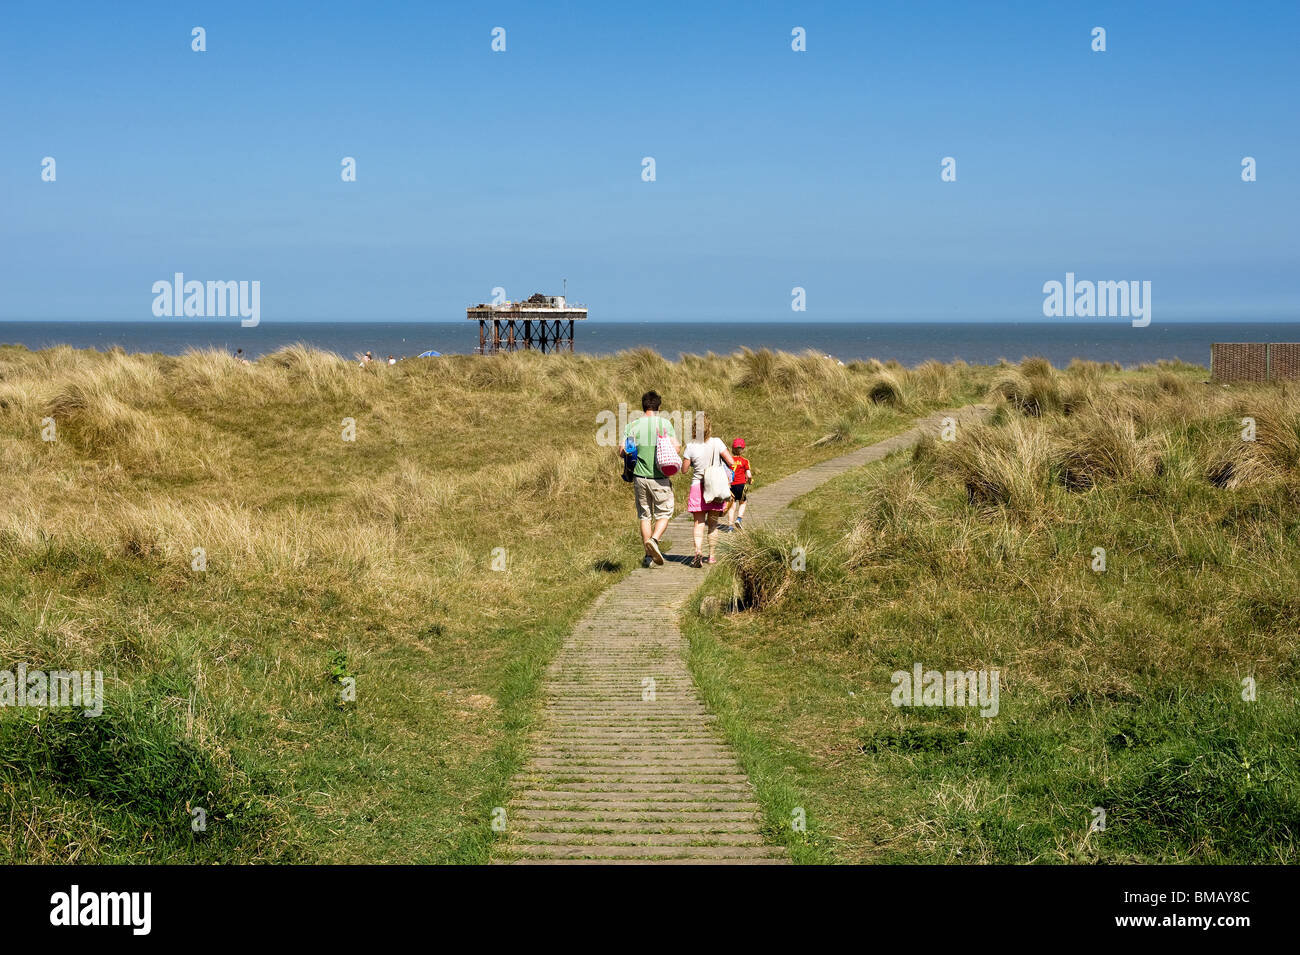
left=416, top=350, right=442, bottom=357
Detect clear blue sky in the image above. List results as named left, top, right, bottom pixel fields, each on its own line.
left=2, top=0, right=1296, bottom=322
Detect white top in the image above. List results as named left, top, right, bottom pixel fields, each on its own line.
left=683, top=437, right=727, bottom=485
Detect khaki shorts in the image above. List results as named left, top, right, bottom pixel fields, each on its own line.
left=634, top=476, right=674, bottom=521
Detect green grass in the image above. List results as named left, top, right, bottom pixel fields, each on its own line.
left=0, top=343, right=986, bottom=862
left=687, top=360, right=1300, bottom=863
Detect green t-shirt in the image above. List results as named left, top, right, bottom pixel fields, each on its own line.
left=625, top=414, right=676, bottom=479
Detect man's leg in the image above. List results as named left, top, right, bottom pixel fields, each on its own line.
left=635, top=480, right=660, bottom=564
left=652, top=515, right=670, bottom=543
left=644, top=514, right=668, bottom=564
left=639, top=518, right=658, bottom=566
left=642, top=483, right=667, bottom=565
left=642, top=480, right=672, bottom=565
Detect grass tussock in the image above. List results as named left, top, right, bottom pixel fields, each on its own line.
left=720, top=528, right=807, bottom=610
left=988, top=365, right=1061, bottom=417
left=1054, top=411, right=1161, bottom=490
left=1205, top=394, right=1300, bottom=488
left=929, top=418, right=1053, bottom=518
left=687, top=357, right=1300, bottom=864
left=866, top=370, right=906, bottom=406
left=0, top=342, right=992, bottom=863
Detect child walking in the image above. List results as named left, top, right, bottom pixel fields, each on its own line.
left=728, top=438, right=753, bottom=530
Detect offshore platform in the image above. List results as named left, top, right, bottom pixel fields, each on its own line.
left=467, top=291, right=588, bottom=354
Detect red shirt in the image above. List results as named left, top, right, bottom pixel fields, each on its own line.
left=731, top=455, right=750, bottom=484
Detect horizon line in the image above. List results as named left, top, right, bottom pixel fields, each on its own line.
left=3, top=317, right=1300, bottom=326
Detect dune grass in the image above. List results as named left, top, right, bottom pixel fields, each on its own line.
left=0, top=343, right=987, bottom=862
left=687, top=358, right=1300, bottom=863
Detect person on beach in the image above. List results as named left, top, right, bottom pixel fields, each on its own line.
left=387, top=355, right=397, bottom=366
left=727, top=438, right=753, bottom=530
left=360, top=351, right=374, bottom=366
left=682, top=413, right=735, bottom=567
left=620, top=391, right=682, bottom=567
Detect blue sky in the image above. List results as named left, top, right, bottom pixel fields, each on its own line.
left=2, top=0, right=1296, bottom=322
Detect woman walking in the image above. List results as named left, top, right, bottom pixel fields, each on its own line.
left=682, top=412, right=736, bottom=567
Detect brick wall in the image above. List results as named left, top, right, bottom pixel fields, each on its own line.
left=1211, top=343, right=1300, bottom=382
left=1271, top=343, right=1300, bottom=381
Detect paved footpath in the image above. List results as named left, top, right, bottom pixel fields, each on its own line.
left=495, top=406, right=988, bottom=864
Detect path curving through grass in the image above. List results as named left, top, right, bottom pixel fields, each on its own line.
left=494, top=405, right=988, bottom=864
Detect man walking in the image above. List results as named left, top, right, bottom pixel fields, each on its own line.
left=620, top=390, right=681, bottom=566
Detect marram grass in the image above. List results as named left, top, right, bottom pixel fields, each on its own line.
left=690, top=359, right=1300, bottom=863
left=0, top=343, right=987, bottom=862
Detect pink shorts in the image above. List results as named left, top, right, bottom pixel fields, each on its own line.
left=687, top=482, right=727, bottom=513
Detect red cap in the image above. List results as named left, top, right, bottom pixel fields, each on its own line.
left=732, top=438, right=745, bottom=449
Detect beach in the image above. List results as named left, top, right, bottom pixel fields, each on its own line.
left=2, top=320, right=1298, bottom=367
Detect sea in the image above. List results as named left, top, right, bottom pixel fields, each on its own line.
left=2, top=320, right=1298, bottom=369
